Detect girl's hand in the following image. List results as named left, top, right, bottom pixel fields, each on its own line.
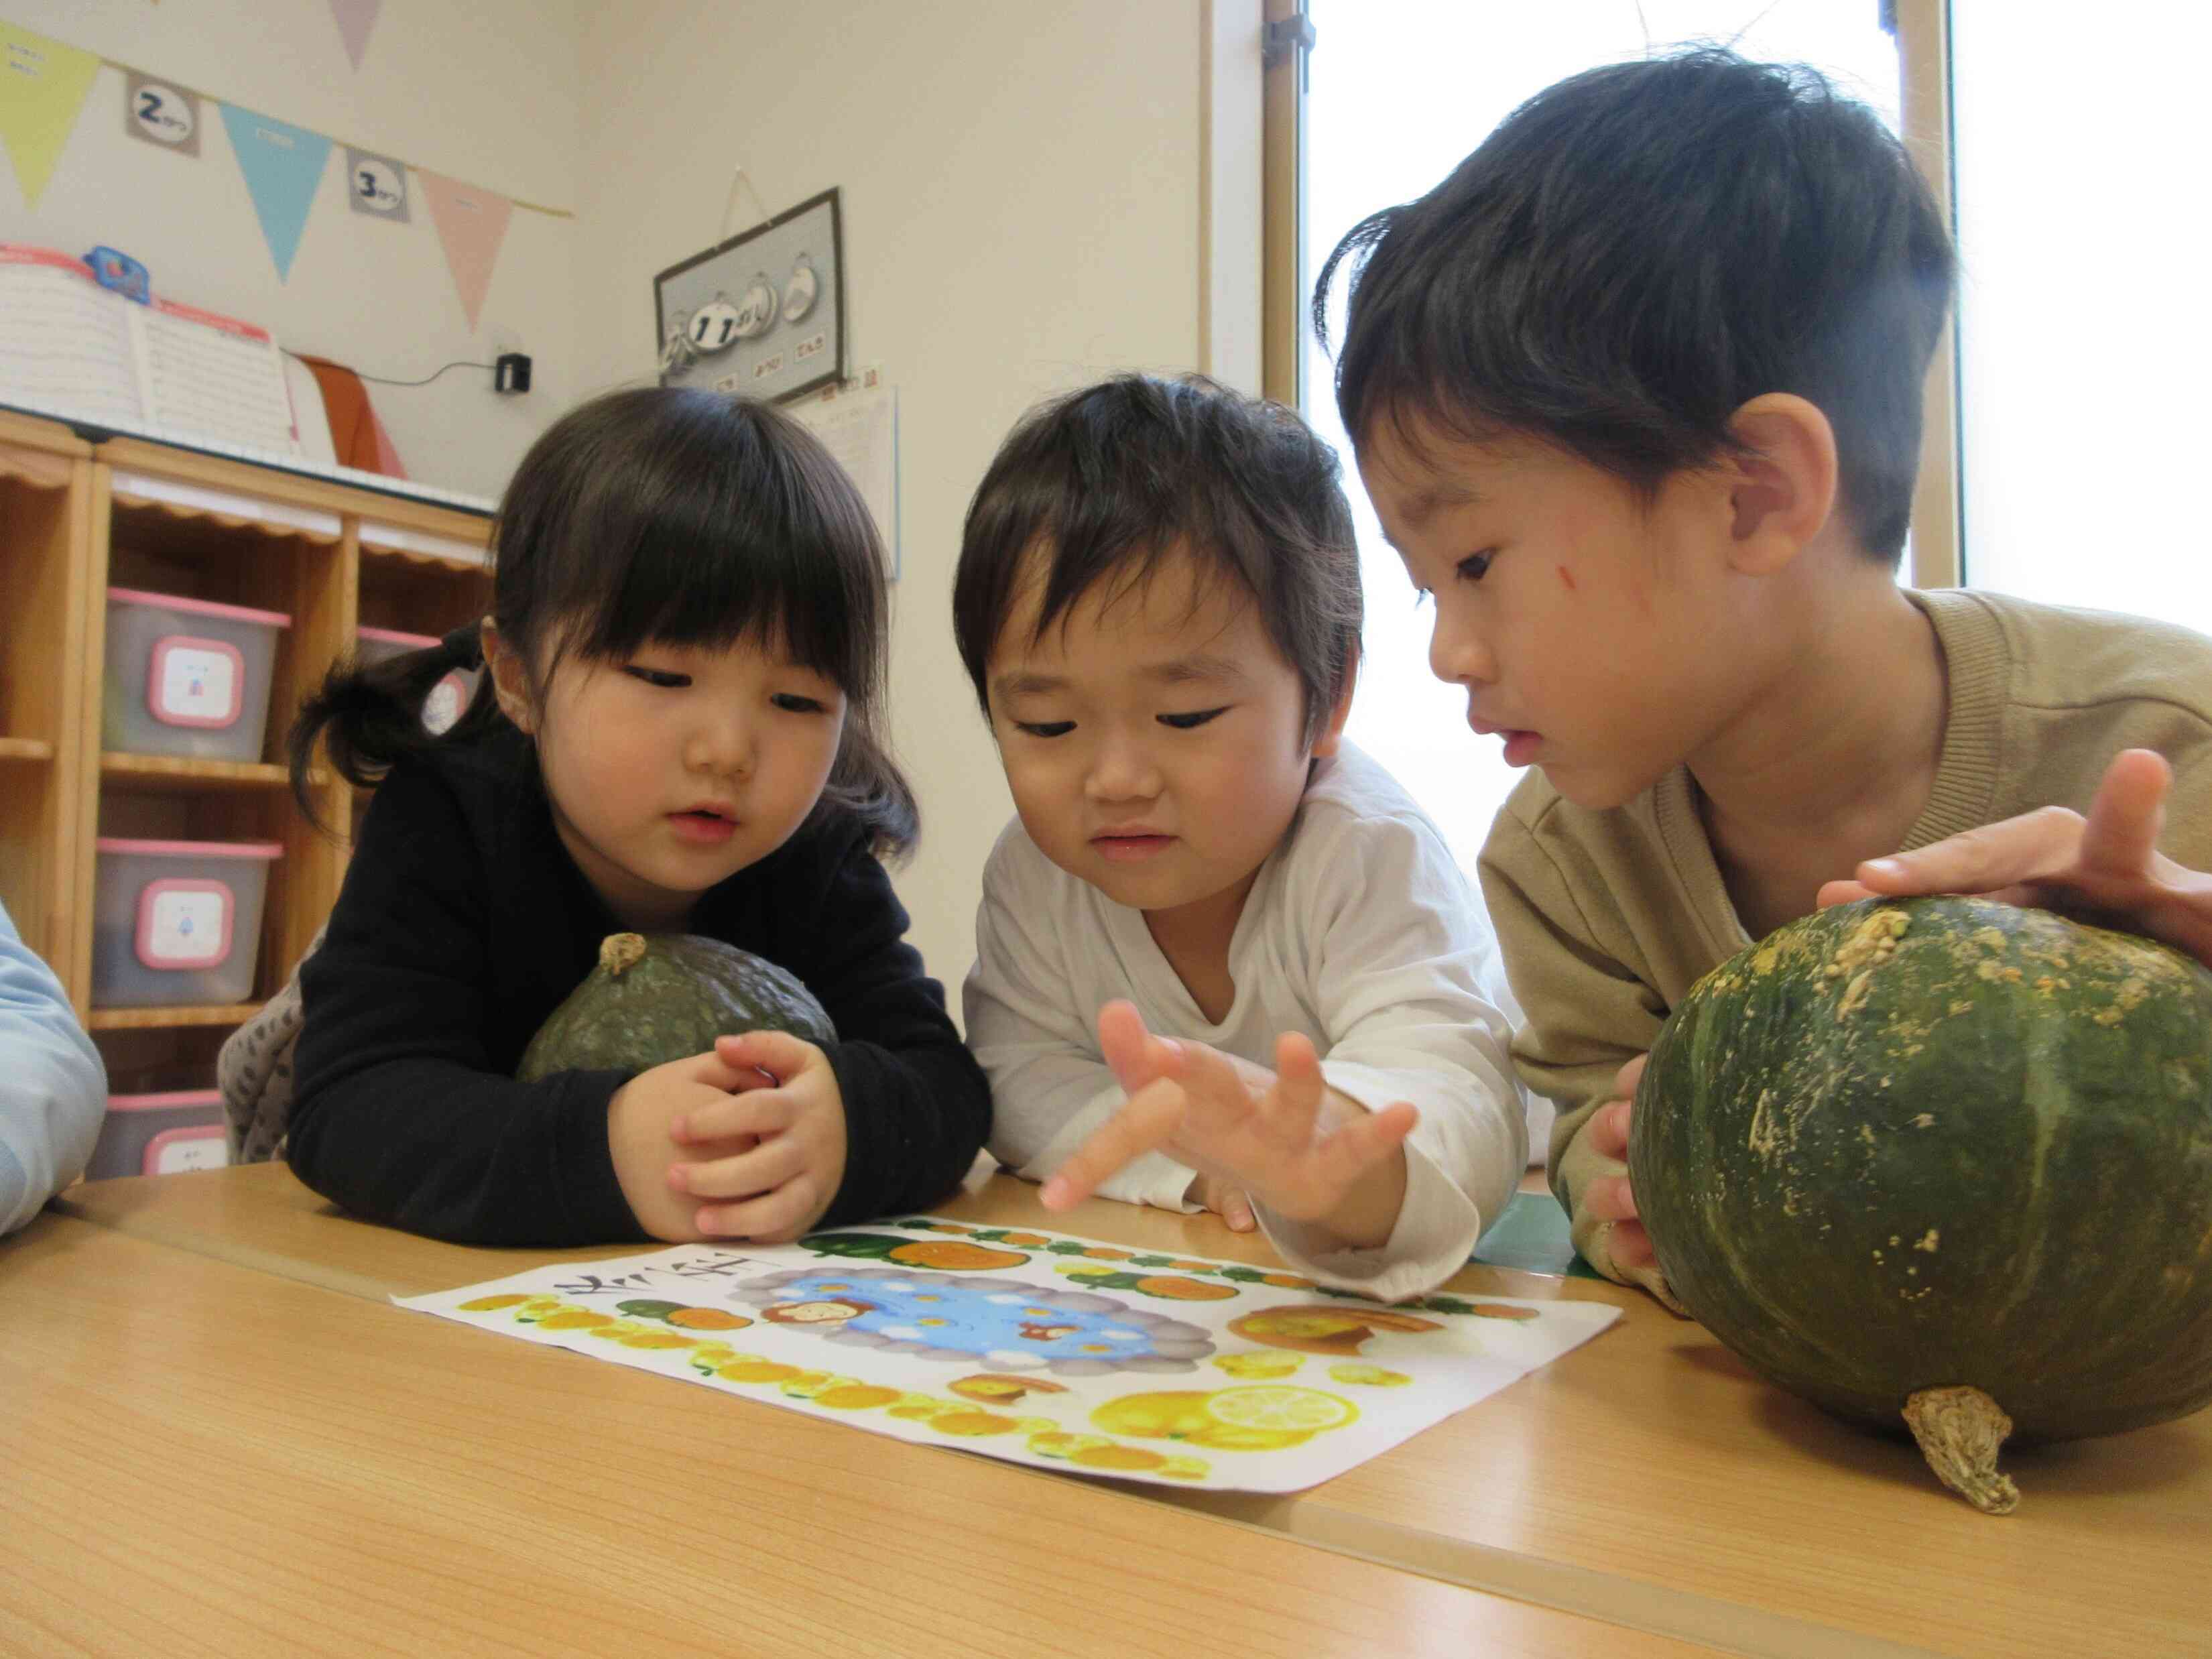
left=1817, top=749, right=2212, bottom=968
left=1040, top=1001, right=1417, bottom=1245
left=662, top=1032, right=849, bottom=1242
left=607, top=1050, right=762, bottom=1241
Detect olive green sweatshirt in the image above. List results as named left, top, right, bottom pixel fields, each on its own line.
left=1477, top=588, right=2212, bottom=1290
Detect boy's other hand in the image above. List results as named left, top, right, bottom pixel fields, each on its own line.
left=1190, top=1173, right=1256, bottom=1232
left=1579, top=1052, right=1684, bottom=1312
left=1041, top=1000, right=1417, bottom=1243
left=1818, top=749, right=2212, bottom=968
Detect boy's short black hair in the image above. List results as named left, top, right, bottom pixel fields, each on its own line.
left=1316, top=48, right=1955, bottom=564
left=953, top=373, right=1361, bottom=741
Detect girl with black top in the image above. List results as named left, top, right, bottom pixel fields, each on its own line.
left=283, top=387, right=988, bottom=1247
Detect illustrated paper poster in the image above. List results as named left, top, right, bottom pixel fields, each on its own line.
left=398, top=1216, right=1619, bottom=1493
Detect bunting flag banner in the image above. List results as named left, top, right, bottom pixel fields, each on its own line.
left=344, top=145, right=408, bottom=222
left=417, top=168, right=511, bottom=330
left=0, top=23, right=101, bottom=208
left=219, top=103, right=332, bottom=280
left=326, top=0, right=380, bottom=72
left=123, top=72, right=201, bottom=157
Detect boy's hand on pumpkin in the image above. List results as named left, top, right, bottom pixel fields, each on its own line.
left=1577, top=1052, right=1685, bottom=1313
left=656, top=1031, right=849, bottom=1243
left=1041, top=1000, right=1417, bottom=1246
left=1818, top=749, right=2212, bottom=967
left=607, top=1049, right=765, bottom=1242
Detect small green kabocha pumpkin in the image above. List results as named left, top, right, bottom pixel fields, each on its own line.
left=1630, top=896, right=2212, bottom=1515
left=517, top=933, right=836, bottom=1083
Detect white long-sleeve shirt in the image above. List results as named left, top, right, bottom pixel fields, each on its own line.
left=966, top=745, right=1526, bottom=1302
left=1, top=900, right=106, bottom=1235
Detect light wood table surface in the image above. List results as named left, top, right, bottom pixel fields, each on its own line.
left=1, top=1215, right=1709, bottom=1659
left=54, top=1164, right=2212, bottom=1658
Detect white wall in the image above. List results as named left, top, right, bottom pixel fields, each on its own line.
left=576, top=1, right=1227, bottom=1011
left=0, top=0, right=581, bottom=501
left=3, top=0, right=1246, bottom=1008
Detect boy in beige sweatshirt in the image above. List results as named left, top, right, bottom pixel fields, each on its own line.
left=1315, top=48, right=2212, bottom=1302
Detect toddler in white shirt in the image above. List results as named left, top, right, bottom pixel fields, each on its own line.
left=954, top=374, right=1526, bottom=1301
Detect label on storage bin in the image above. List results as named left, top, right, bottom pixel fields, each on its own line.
left=135, top=879, right=235, bottom=970
left=145, top=1125, right=229, bottom=1176
left=148, top=635, right=246, bottom=729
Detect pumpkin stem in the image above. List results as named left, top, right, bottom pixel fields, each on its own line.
left=599, top=933, right=649, bottom=978
left=1902, top=1386, right=2020, bottom=1515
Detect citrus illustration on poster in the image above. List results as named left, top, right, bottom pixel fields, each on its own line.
left=397, top=1217, right=1620, bottom=1493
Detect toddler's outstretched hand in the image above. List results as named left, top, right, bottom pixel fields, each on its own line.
left=1039, top=1000, right=1416, bottom=1246
left=1817, top=749, right=2212, bottom=968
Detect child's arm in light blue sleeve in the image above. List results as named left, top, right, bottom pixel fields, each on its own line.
left=0, top=902, right=107, bottom=1235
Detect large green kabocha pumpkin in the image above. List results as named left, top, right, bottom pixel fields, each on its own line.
left=517, top=934, right=836, bottom=1083
left=1630, top=896, right=2212, bottom=1514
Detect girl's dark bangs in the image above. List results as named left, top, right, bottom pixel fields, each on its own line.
left=560, top=456, right=863, bottom=686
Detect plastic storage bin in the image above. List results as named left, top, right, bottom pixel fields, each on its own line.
left=357, top=625, right=479, bottom=735
left=87, top=1090, right=229, bottom=1178
left=90, top=837, right=282, bottom=1008
left=104, top=587, right=291, bottom=762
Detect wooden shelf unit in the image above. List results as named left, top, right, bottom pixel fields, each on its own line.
left=0, top=413, right=492, bottom=1088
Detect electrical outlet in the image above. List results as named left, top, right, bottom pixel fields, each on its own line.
left=494, top=353, right=532, bottom=394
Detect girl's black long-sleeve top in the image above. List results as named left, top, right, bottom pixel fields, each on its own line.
left=288, top=723, right=990, bottom=1245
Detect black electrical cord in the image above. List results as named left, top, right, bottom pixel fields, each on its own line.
left=286, top=349, right=493, bottom=388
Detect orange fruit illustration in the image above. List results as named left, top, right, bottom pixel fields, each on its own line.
left=886, top=1240, right=1028, bottom=1271
left=715, top=1358, right=802, bottom=1384
left=1079, top=1247, right=1133, bottom=1261
left=1260, top=1274, right=1316, bottom=1290
left=814, top=1384, right=902, bottom=1411
left=668, top=1308, right=751, bottom=1331
left=1132, top=1275, right=1237, bottom=1301
left=536, top=1309, right=615, bottom=1331
left=1469, top=1302, right=1541, bottom=1322
left=619, top=1332, right=698, bottom=1350
left=995, top=1231, right=1052, bottom=1247
left=460, top=1294, right=532, bottom=1312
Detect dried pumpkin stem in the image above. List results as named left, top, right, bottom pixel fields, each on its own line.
left=599, top=933, right=649, bottom=977
left=1902, top=1385, right=2020, bottom=1515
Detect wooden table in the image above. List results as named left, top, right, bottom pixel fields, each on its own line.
left=0, top=1215, right=1705, bottom=1659
left=53, top=1165, right=2212, bottom=1658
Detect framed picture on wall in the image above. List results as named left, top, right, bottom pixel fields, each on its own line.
left=654, top=188, right=845, bottom=404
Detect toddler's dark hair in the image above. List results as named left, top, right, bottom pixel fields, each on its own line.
left=953, top=373, right=1361, bottom=741
left=289, top=386, right=916, bottom=855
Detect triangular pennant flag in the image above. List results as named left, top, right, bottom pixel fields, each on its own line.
left=219, top=104, right=332, bottom=281
left=416, top=169, right=512, bottom=331
left=327, top=0, right=381, bottom=72
left=0, top=24, right=101, bottom=209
